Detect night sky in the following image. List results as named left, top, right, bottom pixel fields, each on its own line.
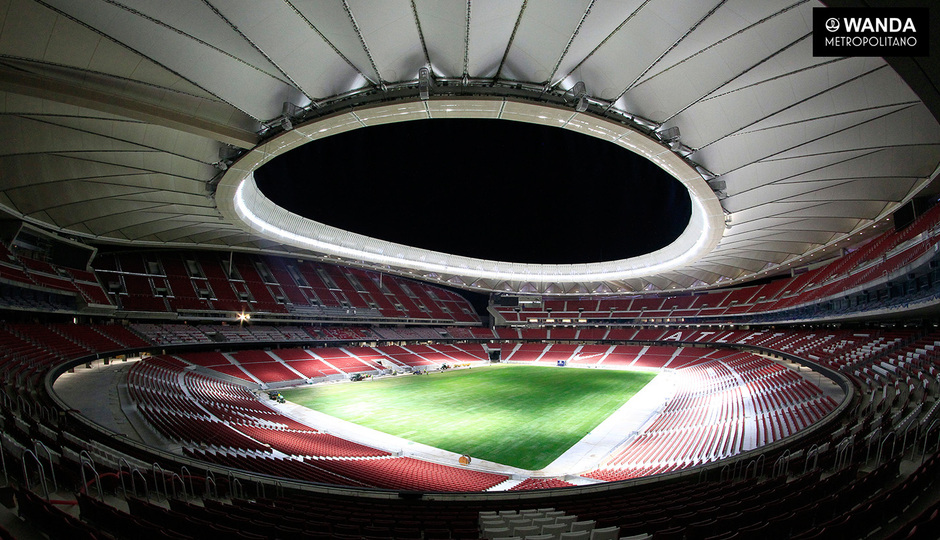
left=254, top=118, right=691, bottom=265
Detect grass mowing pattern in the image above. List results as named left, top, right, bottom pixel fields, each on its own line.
left=279, top=365, right=656, bottom=470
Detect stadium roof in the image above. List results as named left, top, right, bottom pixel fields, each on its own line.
left=0, top=0, right=939, bottom=295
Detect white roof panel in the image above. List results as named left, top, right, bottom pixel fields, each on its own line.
left=0, top=0, right=935, bottom=294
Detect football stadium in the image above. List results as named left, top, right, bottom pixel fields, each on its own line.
left=0, top=1, right=938, bottom=538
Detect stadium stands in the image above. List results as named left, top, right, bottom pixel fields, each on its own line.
left=3, top=3, right=940, bottom=538
left=0, top=316, right=936, bottom=539
left=494, top=203, right=940, bottom=326
left=0, top=227, right=938, bottom=535
left=9, top=218, right=940, bottom=333
left=92, top=251, right=481, bottom=323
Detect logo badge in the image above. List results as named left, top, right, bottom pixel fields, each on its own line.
left=813, top=7, right=929, bottom=57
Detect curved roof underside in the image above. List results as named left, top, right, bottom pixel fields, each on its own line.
left=0, top=0, right=939, bottom=295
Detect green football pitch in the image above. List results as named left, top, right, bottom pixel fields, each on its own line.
left=279, top=364, right=656, bottom=470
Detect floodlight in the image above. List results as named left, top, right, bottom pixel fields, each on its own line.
left=418, top=67, right=431, bottom=100
left=566, top=81, right=588, bottom=111
left=657, top=126, right=680, bottom=142
left=708, top=180, right=726, bottom=191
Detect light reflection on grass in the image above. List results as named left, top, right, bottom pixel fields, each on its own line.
left=280, top=365, right=654, bottom=470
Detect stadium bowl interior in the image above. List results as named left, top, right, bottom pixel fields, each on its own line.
left=0, top=1, right=938, bottom=539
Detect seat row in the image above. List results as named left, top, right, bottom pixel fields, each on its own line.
left=479, top=509, right=624, bottom=540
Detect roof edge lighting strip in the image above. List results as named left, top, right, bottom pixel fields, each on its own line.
left=217, top=98, right=725, bottom=286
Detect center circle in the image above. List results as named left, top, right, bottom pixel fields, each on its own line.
left=253, top=118, right=692, bottom=265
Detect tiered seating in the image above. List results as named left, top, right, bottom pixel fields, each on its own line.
left=315, top=326, right=379, bottom=341
left=470, top=327, right=497, bottom=339
left=602, top=328, right=637, bottom=340
left=9, top=322, right=90, bottom=359
left=129, top=358, right=271, bottom=451
left=1, top=316, right=938, bottom=540
left=520, top=328, right=549, bottom=340
left=376, top=345, right=438, bottom=368
left=159, top=253, right=212, bottom=312
left=131, top=323, right=213, bottom=345
left=598, top=345, right=643, bottom=366
left=185, top=371, right=311, bottom=429
left=50, top=323, right=125, bottom=353
left=228, top=350, right=304, bottom=382
left=504, top=343, right=548, bottom=362
left=175, top=351, right=255, bottom=381
left=19, top=256, right=85, bottom=295
left=234, top=424, right=389, bottom=457
left=93, top=250, right=480, bottom=322
left=495, top=327, right=520, bottom=340
left=233, top=260, right=287, bottom=313
left=120, top=335, right=859, bottom=491
left=536, top=343, right=578, bottom=364
left=373, top=326, right=440, bottom=340
left=630, top=345, right=676, bottom=368
left=584, top=351, right=832, bottom=481
left=312, top=348, right=381, bottom=373
left=198, top=323, right=255, bottom=342
left=494, top=205, right=940, bottom=325
left=72, top=451, right=939, bottom=540
left=140, top=406, right=271, bottom=451
left=1, top=316, right=938, bottom=518
left=438, top=343, right=490, bottom=361
left=577, top=328, right=609, bottom=340
left=63, top=267, right=111, bottom=305
left=93, top=323, right=151, bottom=348
left=445, top=327, right=475, bottom=339
left=0, top=323, right=61, bottom=385
left=729, top=356, right=838, bottom=446
left=569, top=344, right=610, bottom=365
left=184, top=449, right=369, bottom=487
left=0, top=242, right=32, bottom=286
left=308, top=457, right=509, bottom=492
left=126, top=356, right=518, bottom=492
left=270, top=348, right=340, bottom=378
left=548, top=327, right=578, bottom=340
left=508, top=478, right=575, bottom=490
left=194, top=253, right=245, bottom=312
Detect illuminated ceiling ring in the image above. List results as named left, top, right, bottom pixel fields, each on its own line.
left=216, top=98, right=725, bottom=289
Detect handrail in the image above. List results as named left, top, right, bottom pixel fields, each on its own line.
left=718, top=463, right=731, bottom=483
left=32, top=440, right=57, bottom=493
left=16, top=396, right=31, bottom=419
left=772, top=450, right=790, bottom=478
left=834, top=435, right=854, bottom=471
left=21, top=449, right=49, bottom=500
left=803, top=445, right=819, bottom=475
left=866, top=427, right=883, bottom=464
left=132, top=468, right=149, bottom=501
left=922, top=419, right=940, bottom=466
left=118, top=458, right=134, bottom=500
left=205, top=474, right=217, bottom=499
left=79, top=452, right=103, bottom=500
left=170, top=473, right=186, bottom=500
left=877, top=431, right=897, bottom=466
left=152, top=463, right=167, bottom=500
left=179, top=466, right=195, bottom=500
left=231, top=477, right=244, bottom=500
